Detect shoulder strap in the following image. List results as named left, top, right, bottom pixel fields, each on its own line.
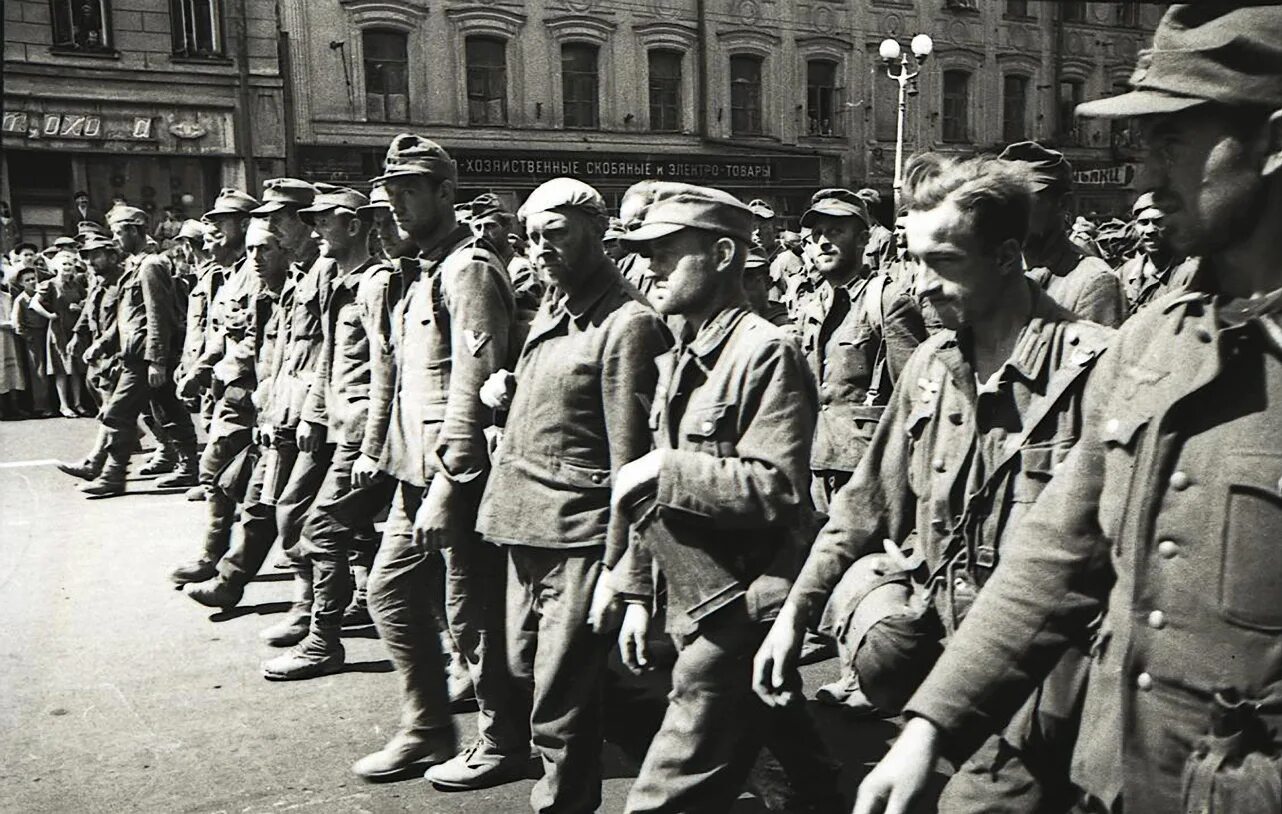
left=862, top=273, right=891, bottom=406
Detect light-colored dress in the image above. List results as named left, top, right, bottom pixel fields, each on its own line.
left=0, top=285, right=26, bottom=394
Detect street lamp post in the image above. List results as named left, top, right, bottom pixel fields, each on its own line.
left=880, top=33, right=933, bottom=210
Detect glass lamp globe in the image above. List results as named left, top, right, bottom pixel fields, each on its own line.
left=911, top=33, right=934, bottom=59
left=879, top=38, right=901, bottom=62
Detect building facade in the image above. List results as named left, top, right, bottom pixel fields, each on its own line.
left=3, top=0, right=286, bottom=246
left=283, top=0, right=1159, bottom=223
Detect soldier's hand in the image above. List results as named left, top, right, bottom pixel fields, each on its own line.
left=852, top=717, right=942, bottom=814
left=177, top=372, right=199, bottom=399
left=587, top=569, right=622, bottom=634
left=612, top=450, right=665, bottom=513
left=296, top=420, right=324, bottom=453
left=752, top=604, right=805, bottom=707
left=351, top=453, right=381, bottom=488
left=619, top=603, right=651, bottom=675
left=412, top=475, right=459, bottom=551
left=479, top=369, right=516, bottom=410
left=147, top=362, right=166, bottom=389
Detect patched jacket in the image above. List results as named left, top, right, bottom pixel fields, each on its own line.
left=377, top=226, right=517, bottom=488
left=476, top=259, right=671, bottom=557
left=1026, top=238, right=1125, bottom=328
left=905, top=274, right=1282, bottom=812
left=116, top=252, right=181, bottom=364
left=614, top=307, right=817, bottom=636
left=800, top=272, right=927, bottom=472
left=300, top=257, right=392, bottom=445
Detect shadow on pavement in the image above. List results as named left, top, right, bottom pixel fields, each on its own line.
left=208, top=601, right=293, bottom=621
left=342, top=660, right=395, bottom=674
left=249, top=572, right=293, bottom=583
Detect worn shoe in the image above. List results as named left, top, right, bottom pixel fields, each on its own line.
left=447, top=661, right=476, bottom=707
left=262, top=636, right=344, bottom=681
left=138, top=445, right=178, bottom=476
left=170, top=559, right=217, bottom=585
left=424, top=740, right=526, bottom=791
left=352, top=727, right=457, bottom=781
left=341, top=599, right=372, bottom=627
left=155, top=465, right=199, bottom=489
left=260, top=610, right=310, bottom=647
left=185, top=485, right=207, bottom=502
left=814, top=675, right=886, bottom=717
left=185, top=577, right=243, bottom=609
left=57, top=459, right=101, bottom=481
left=80, top=473, right=126, bottom=497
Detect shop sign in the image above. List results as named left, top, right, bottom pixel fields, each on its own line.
left=455, top=150, right=779, bottom=184
left=1073, top=164, right=1135, bottom=187
left=2, top=111, right=155, bottom=141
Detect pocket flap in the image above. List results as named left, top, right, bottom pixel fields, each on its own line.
left=1100, top=414, right=1147, bottom=448
left=685, top=402, right=732, bottom=439
left=559, top=460, right=611, bottom=489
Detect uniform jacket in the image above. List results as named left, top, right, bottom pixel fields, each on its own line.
left=360, top=255, right=414, bottom=464
left=262, top=250, right=328, bottom=431
left=177, top=259, right=224, bottom=380
left=116, top=252, right=180, bottom=364
left=1026, top=237, right=1126, bottom=328
left=301, top=256, right=393, bottom=445
left=476, top=257, right=672, bottom=557
left=905, top=272, right=1282, bottom=812
left=1118, top=252, right=1199, bottom=315
left=376, top=226, right=517, bottom=488
left=613, top=306, right=818, bottom=636
left=800, top=272, right=927, bottom=472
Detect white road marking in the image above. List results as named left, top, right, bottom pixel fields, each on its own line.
left=0, top=459, right=60, bottom=469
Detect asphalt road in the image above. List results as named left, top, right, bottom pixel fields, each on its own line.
left=0, top=417, right=945, bottom=813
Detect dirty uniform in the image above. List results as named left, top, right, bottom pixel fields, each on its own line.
left=176, top=258, right=225, bottom=423
left=367, top=226, right=523, bottom=751
left=476, top=258, right=671, bottom=814
left=905, top=274, right=1282, bottom=814
left=75, top=275, right=124, bottom=402
left=790, top=283, right=1114, bottom=812
left=1026, top=237, right=1126, bottom=328
left=615, top=307, right=837, bottom=814
left=1117, top=252, right=1199, bottom=316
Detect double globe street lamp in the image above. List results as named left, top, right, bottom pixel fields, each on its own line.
left=879, top=33, right=933, bottom=209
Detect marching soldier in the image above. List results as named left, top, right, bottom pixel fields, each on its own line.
left=755, top=153, right=1114, bottom=811
left=855, top=5, right=1282, bottom=813
left=1117, top=191, right=1199, bottom=314
left=1000, top=141, right=1126, bottom=328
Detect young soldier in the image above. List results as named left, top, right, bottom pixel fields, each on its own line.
left=606, top=181, right=835, bottom=813
left=80, top=207, right=196, bottom=497
left=352, top=134, right=522, bottom=781
left=468, top=178, right=671, bottom=806
left=755, top=154, right=1114, bottom=811
left=798, top=188, right=928, bottom=514
left=855, top=5, right=1282, bottom=813
left=1000, top=141, right=1127, bottom=328
left=1117, top=191, right=1199, bottom=314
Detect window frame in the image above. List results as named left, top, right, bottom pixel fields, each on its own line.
left=362, top=28, right=411, bottom=124
left=465, top=35, right=509, bottom=126
left=941, top=69, right=971, bottom=144
left=729, top=53, right=764, bottom=137
left=1056, top=77, right=1085, bottom=145
left=647, top=49, right=683, bottom=133
left=561, top=42, right=601, bottom=130
left=805, top=58, right=840, bottom=138
left=1060, top=1, right=1086, bottom=23
left=1001, top=73, right=1029, bottom=143
left=170, top=0, right=224, bottom=59
left=49, top=0, right=115, bottom=54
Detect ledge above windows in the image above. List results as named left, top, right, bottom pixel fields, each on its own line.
left=339, top=0, right=430, bottom=32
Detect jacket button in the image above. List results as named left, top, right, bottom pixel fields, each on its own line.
left=1147, top=610, right=1166, bottom=629
left=1157, top=540, right=1179, bottom=559
left=1194, top=326, right=1213, bottom=343
left=701, top=421, right=714, bottom=433
left=820, top=404, right=829, bottom=411
left=1169, top=471, right=1191, bottom=491
left=591, top=472, right=605, bottom=484
left=933, top=458, right=946, bottom=473
left=1136, top=672, right=1153, bottom=691
left=1105, top=418, right=1120, bottom=435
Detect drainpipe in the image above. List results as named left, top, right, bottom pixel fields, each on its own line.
left=697, top=0, right=708, bottom=140
left=235, top=0, right=256, bottom=191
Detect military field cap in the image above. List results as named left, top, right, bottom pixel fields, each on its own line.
left=107, top=206, right=149, bottom=228
left=251, top=178, right=316, bottom=216
left=518, top=178, right=607, bottom=224
left=801, top=188, right=872, bottom=228
left=52, top=236, right=79, bottom=250
left=1078, top=4, right=1282, bottom=119
left=357, top=185, right=391, bottom=214
left=204, top=187, right=260, bottom=219
left=999, top=141, right=1073, bottom=193
left=1131, top=191, right=1158, bottom=214
left=77, top=220, right=109, bottom=237
left=747, top=198, right=776, bottom=219
left=177, top=219, right=208, bottom=241
left=468, top=192, right=510, bottom=223
left=618, top=181, right=754, bottom=245
left=298, top=184, right=370, bottom=224
left=79, top=233, right=118, bottom=253
left=373, top=133, right=458, bottom=184
left=856, top=188, right=883, bottom=207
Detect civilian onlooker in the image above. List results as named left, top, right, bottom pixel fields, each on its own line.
left=1, top=202, right=20, bottom=257
left=63, top=191, right=106, bottom=234
left=40, top=250, right=90, bottom=416
left=0, top=265, right=28, bottom=419
left=10, top=266, right=55, bottom=417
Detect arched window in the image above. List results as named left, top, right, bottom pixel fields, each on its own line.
left=562, top=43, right=600, bottom=129
left=942, top=69, right=971, bottom=143
left=649, top=50, right=683, bottom=133
left=1002, top=74, right=1029, bottom=143
left=730, top=54, right=764, bottom=136
left=466, top=36, right=507, bottom=125
left=363, top=29, right=410, bottom=123
left=806, top=59, right=839, bottom=136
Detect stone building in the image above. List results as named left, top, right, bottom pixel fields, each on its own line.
left=3, top=0, right=286, bottom=246
left=282, top=0, right=1159, bottom=222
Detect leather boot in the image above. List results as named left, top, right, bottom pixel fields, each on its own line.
left=261, top=632, right=344, bottom=681
left=341, top=563, right=372, bottom=626
left=260, top=567, right=313, bottom=646
left=139, top=441, right=178, bottom=476
left=155, top=445, right=199, bottom=488
left=169, top=559, right=217, bottom=585
left=185, top=485, right=207, bottom=501
left=80, top=440, right=130, bottom=498
left=352, top=726, right=457, bottom=781
left=185, top=575, right=244, bottom=609
left=59, top=427, right=110, bottom=480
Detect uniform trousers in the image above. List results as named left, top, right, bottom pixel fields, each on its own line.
left=199, top=428, right=252, bottom=565
left=368, top=479, right=527, bottom=751
left=506, top=545, right=606, bottom=814
left=101, top=359, right=196, bottom=450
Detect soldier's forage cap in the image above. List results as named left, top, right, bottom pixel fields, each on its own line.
left=298, top=184, right=370, bottom=225
left=469, top=192, right=510, bottom=222
left=107, top=206, right=149, bottom=228
left=618, top=181, right=754, bottom=245
left=517, top=178, right=607, bottom=224
left=52, top=236, right=79, bottom=250
left=177, top=219, right=209, bottom=242
left=1132, top=191, right=1158, bottom=215
left=372, top=133, right=458, bottom=184
left=856, top=188, right=883, bottom=207
left=77, top=220, right=109, bottom=237
left=999, top=141, right=1073, bottom=193
left=251, top=178, right=316, bottom=216
left=357, top=185, right=392, bottom=213
left=747, top=199, right=776, bottom=220
left=204, top=187, right=260, bottom=219
left=1077, top=4, right=1282, bottom=119
left=79, top=234, right=118, bottom=253
left=801, top=188, right=872, bottom=228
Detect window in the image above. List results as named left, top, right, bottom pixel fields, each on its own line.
left=1061, top=1, right=1086, bottom=23
left=1116, top=3, right=1140, bottom=27
left=942, top=70, right=970, bottom=143
left=562, top=43, right=600, bottom=129
left=1002, top=74, right=1028, bottom=143
left=50, top=0, right=113, bottom=52
left=730, top=55, right=764, bottom=136
left=466, top=36, right=507, bottom=125
left=872, top=54, right=898, bottom=141
left=363, top=30, right=409, bottom=123
left=648, top=50, right=682, bottom=133
left=171, top=0, right=222, bottom=57
left=1109, top=80, right=1140, bottom=150
left=1057, top=78, right=1084, bottom=144
left=944, top=0, right=978, bottom=10
left=1005, top=0, right=1031, bottom=18
left=806, top=59, right=840, bottom=136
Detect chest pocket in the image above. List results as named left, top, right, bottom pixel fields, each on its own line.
left=1216, top=453, right=1282, bottom=631
left=1013, top=442, right=1073, bottom=503
left=684, top=402, right=737, bottom=458
left=825, top=323, right=876, bottom=385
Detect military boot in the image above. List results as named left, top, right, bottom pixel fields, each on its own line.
left=185, top=575, right=244, bottom=609
left=260, top=566, right=313, bottom=647
left=352, top=726, right=458, bottom=781
left=261, top=632, right=345, bottom=681
left=138, top=441, right=179, bottom=476
left=341, top=563, right=372, bottom=626
left=169, top=558, right=217, bottom=585
left=80, top=441, right=130, bottom=498
left=58, top=427, right=111, bottom=480
left=155, top=445, right=199, bottom=488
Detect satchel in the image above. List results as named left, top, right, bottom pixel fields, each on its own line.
left=1181, top=690, right=1282, bottom=814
